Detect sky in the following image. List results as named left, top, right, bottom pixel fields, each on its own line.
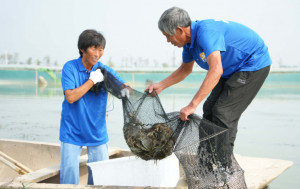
left=1, top=0, right=300, bottom=68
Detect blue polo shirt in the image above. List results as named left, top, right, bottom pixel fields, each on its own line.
left=60, top=57, right=125, bottom=146
left=183, top=20, right=272, bottom=78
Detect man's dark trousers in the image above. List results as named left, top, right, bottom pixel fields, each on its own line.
left=203, top=65, right=271, bottom=153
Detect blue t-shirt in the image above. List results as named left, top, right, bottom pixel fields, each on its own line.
left=183, top=20, right=272, bottom=78
left=59, top=57, right=125, bottom=146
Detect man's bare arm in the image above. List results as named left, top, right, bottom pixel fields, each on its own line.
left=190, top=51, right=223, bottom=107
left=146, top=60, right=195, bottom=94
left=180, top=51, right=223, bottom=120
left=64, top=80, right=94, bottom=104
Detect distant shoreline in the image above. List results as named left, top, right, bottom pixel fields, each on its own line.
left=0, top=65, right=300, bottom=73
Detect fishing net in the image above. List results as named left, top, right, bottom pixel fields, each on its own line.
left=89, top=67, right=126, bottom=98
left=90, top=67, right=247, bottom=188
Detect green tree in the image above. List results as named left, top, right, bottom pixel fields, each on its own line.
left=44, top=56, right=50, bottom=66
left=162, top=62, right=169, bottom=68
left=107, top=57, right=114, bottom=67
left=6, top=53, right=13, bottom=64
left=12, top=53, right=19, bottom=64
left=27, top=57, right=32, bottom=65
left=36, top=59, right=41, bottom=66
left=54, top=61, right=59, bottom=67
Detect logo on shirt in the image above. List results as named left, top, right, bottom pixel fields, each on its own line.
left=200, top=52, right=207, bottom=62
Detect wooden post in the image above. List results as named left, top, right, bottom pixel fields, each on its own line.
left=0, top=151, right=33, bottom=175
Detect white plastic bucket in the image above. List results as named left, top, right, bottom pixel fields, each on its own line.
left=87, top=154, right=180, bottom=187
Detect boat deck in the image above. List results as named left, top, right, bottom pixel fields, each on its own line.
left=0, top=139, right=293, bottom=189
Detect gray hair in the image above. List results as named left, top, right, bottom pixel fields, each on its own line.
left=158, top=7, right=191, bottom=36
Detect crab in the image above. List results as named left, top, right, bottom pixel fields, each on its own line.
left=123, top=120, right=176, bottom=160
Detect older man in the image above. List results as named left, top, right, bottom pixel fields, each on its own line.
left=146, top=7, right=271, bottom=154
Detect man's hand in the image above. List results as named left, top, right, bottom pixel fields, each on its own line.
left=145, top=83, right=163, bottom=96
left=180, top=103, right=197, bottom=121
left=89, top=69, right=104, bottom=84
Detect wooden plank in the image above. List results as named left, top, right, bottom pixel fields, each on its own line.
left=108, top=147, right=122, bottom=156
left=13, top=147, right=122, bottom=183
left=0, top=182, right=170, bottom=189
left=0, top=156, right=27, bottom=175
left=0, top=151, right=33, bottom=174
left=14, top=155, right=87, bottom=183
left=235, top=154, right=293, bottom=189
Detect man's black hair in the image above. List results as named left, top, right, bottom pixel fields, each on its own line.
left=78, top=29, right=106, bottom=57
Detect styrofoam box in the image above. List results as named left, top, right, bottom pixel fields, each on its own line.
left=87, top=154, right=180, bottom=187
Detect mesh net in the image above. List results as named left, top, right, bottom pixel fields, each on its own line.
left=90, top=67, right=126, bottom=98
left=172, top=114, right=247, bottom=189
left=90, top=66, right=247, bottom=188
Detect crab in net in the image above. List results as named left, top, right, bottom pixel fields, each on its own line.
left=123, top=115, right=176, bottom=160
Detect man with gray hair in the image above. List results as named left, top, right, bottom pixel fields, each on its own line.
left=146, top=7, right=271, bottom=155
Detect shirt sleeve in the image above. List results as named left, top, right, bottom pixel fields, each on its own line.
left=198, top=30, right=226, bottom=57
left=182, top=45, right=194, bottom=63
left=61, top=62, right=76, bottom=92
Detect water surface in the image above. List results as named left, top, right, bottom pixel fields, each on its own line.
left=0, top=70, right=299, bottom=188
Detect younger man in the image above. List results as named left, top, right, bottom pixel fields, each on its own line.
left=59, top=29, right=127, bottom=185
